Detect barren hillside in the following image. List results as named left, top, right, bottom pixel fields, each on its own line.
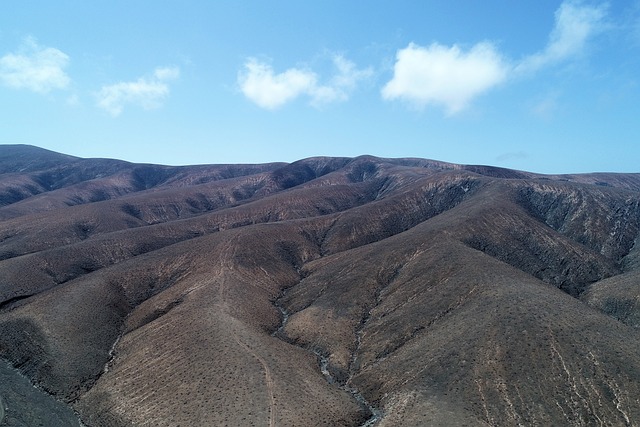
left=1, top=145, right=640, bottom=426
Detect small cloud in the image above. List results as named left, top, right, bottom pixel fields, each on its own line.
left=496, top=151, right=529, bottom=162
left=66, top=93, right=81, bottom=107
left=381, top=42, right=509, bottom=114
left=529, top=92, right=561, bottom=120
left=237, top=55, right=371, bottom=110
left=0, top=37, right=71, bottom=93
left=96, top=66, right=180, bottom=117
left=154, top=66, right=180, bottom=81
left=517, top=0, right=607, bottom=74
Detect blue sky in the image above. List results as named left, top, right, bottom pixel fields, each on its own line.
left=1, top=1, right=639, bottom=173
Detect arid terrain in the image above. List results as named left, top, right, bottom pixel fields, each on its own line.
left=1, top=144, right=639, bottom=426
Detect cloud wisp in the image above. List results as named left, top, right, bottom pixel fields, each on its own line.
left=238, top=55, right=372, bottom=110
left=0, top=37, right=71, bottom=93
left=310, top=55, right=374, bottom=106
left=517, top=0, right=607, bottom=74
left=96, top=66, right=180, bottom=117
left=381, top=42, right=509, bottom=115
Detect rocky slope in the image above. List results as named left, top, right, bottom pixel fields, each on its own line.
left=1, top=144, right=640, bottom=426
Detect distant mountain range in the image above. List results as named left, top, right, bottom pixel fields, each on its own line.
left=0, top=144, right=639, bottom=426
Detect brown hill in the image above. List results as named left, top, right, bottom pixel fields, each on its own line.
left=1, top=144, right=640, bottom=426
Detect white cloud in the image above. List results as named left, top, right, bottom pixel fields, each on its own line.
left=0, top=37, right=70, bottom=93
left=381, top=1, right=608, bottom=115
left=517, top=0, right=607, bottom=73
left=96, top=66, right=180, bottom=117
left=381, top=42, right=509, bottom=114
left=238, top=59, right=317, bottom=109
left=238, top=55, right=372, bottom=110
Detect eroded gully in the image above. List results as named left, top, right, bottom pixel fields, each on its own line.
left=272, top=295, right=382, bottom=427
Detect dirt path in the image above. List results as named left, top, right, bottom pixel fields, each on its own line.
left=233, top=334, right=277, bottom=427
left=217, top=234, right=239, bottom=303
left=218, top=232, right=278, bottom=426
